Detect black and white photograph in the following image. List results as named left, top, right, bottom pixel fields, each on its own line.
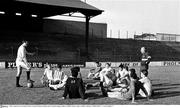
left=0, top=0, right=180, bottom=107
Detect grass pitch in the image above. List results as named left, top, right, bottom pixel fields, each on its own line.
left=0, top=66, right=180, bottom=105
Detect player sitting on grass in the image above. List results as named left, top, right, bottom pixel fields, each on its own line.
left=107, top=69, right=150, bottom=103
left=139, top=69, right=152, bottom=97
left=62, top=67, right=87, bottom=101
left=41, top=63, right=54, bottom=87
left=86, top=63, right=116, bottom=96
left=99, top=63, right=114, bottom=87
left=87, top=62, right=102, bottom=80
left=49, top=64, right=68, bottom=90
left=116, top=64, right=130, bottom=87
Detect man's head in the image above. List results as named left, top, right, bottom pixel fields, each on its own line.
left=105, top=63, right=111, bottom=68
left=71, top=67, right=80, bottom=77
left=96, top=62, right=101, bottom=67
left=129, top=68, right=137, bottom=79
left=140, top=47, right=146, bottom=54
left=141, top=70, right=148, bottom=78
left=119, top=63, right=124, bottom=70
left=22, top=40, right=28, bottom=47
left=57, top=64, right=62, bottom=71
left=46, top=63, right=51, bottom=70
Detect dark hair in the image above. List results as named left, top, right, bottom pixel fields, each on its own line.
left=119, top=63, right=124, bottom=68
left=71, top=67, right=80, bottom=77
left=112, top=69, right=116, bottom=74
left=57, top=64, right=62, bottom=69
left=96, top=61, right=99, bottom=64
left=106, top=63, right=111, bottom=66
left=22, top=40, right=28, bottom=43
left=124, top=65, right=129, bottom=71
left=141, top=70, right=148, bottom=77
left=96, top=62, right=101, bottom=66
left=129, top=68, right=137, bottom=79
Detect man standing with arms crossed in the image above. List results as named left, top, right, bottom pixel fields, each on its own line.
left=140, top=47, right=151, bottom=78
left=16, top=40, right=35, bottom=87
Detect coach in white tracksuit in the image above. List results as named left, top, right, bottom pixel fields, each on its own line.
left=16, top=41, right=34, bottom=87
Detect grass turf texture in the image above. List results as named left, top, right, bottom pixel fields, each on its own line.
left=0, top=66, right=180, bottom=105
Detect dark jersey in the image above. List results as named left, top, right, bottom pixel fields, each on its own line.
left=141, top=52, right=151, bottom=66
left=63, top=77, right=85, bottom=99
left=140, top=52, right=151, bottom=71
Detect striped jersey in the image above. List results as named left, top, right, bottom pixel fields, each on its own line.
left=53, top=70, right=67, bottom=82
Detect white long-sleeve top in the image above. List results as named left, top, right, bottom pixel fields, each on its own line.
left=16, top=44, right=27, bottom=63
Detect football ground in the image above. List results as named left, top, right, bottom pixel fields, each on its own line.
left=0, top=66, right=180, bottom=105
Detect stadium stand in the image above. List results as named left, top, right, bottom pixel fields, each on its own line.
left=0, top=30, right=180, bottom=63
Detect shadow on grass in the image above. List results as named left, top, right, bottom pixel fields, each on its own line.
left=33, top=84, right=47, bottom=88
left=151, top=83, right=180, bottom=99
left=153, top=86, right=178, bottom=91
left=152, top=91, right=180, bottom=99
left=86, top=92, right=105, bottom=100
left=84, top=79, right=100, bottom=84
left=153, top=83, right=180, bottom=87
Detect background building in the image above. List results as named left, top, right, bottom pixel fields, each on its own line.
left=156, top=33, right=180, bottom=42
left=134, top=33, right=157, bottom=41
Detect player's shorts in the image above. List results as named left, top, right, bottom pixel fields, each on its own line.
left=16, top=60, right=31, bottom=70
left=49, top=82, right=65, bottom=90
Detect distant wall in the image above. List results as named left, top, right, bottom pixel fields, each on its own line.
left=43, top=19, right=107, bottom=38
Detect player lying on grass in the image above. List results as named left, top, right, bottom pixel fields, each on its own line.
left=107, top=69, right=150, bottom=103
left=138, top=69, right=152, bottom=97
left=87, top=62, right=102, bottom=80
left=16, top=40, right=35, bottom=87
left=49, top=64, right=68, bottom=90
left=86, top=63, right=117, bottom=96
left=116, top=64, right=130, bottom=87
left=62, top=67, right=88, bottom=101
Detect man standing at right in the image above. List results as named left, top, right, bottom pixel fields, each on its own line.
left=140, top=47, right=151, bottom=78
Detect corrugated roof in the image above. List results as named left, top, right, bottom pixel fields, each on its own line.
left=134, top=34, right=156, bottom=38
left=15, top=0, right=101, bottom=11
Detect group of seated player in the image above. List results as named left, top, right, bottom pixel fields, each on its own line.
left=87, top=62, right=152, bottom=103
left=40, top=62, right=152, bottom=103
left=41, top=64, right=87, bottom=100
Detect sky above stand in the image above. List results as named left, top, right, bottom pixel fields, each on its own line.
left=50, top=0, right=180, bottom=38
